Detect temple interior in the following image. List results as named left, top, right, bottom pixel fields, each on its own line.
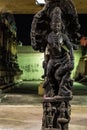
left=0, top=0, right=87, bottom=130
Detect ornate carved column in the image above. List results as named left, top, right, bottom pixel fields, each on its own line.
left=31, top=0, right=80, bottom=130
left=0, top=11, right=22, bottom=85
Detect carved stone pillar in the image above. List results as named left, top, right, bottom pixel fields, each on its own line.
left=31, top=0, right=80, bottom=130
left=42, top=99, right=71, bottom=130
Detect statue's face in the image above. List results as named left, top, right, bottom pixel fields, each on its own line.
left=51, top=22, right=62, bottom=33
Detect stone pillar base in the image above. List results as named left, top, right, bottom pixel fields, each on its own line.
left=41, top=96, right=71, bottom=130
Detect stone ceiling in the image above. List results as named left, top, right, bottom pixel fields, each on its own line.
left=0, top=0, right=87, bottom=14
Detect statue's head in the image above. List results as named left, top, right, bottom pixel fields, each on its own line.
left=51, top=22, right=62, bottom=33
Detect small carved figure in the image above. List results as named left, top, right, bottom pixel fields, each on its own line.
left=42, top=103, right=47, bottom=128
left=57, top=102, right=68, bottom=123
left=46, top=102, right=53, bottom=128
left=46, top=102, right=56, bottom=128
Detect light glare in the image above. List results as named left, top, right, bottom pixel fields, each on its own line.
left=36, top=0, right=45, bottom=5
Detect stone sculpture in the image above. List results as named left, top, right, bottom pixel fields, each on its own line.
left=31, top=0, right=80, bottom=129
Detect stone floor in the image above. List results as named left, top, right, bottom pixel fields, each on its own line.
left=0, top=104, right=87, bottom=130
left=0, top=81, right=87, bottom=130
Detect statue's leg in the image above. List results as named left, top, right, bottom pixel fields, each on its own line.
left=58, top=72, right=72, bottom=97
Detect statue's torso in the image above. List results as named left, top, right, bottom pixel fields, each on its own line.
left=47, top=32, right=67, bottom=59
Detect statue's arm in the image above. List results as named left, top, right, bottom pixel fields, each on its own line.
left=64, top=34, right=74, bottom=69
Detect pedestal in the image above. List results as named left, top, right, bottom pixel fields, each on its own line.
left=41, top=96, right=72, bottom=130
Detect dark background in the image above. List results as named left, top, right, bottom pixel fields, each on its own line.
left=14, top=14, right=87, bottom=46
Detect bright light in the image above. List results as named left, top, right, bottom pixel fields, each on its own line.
left=36, top=0, right=45, bottom=5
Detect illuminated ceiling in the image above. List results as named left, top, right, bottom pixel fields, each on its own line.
left=0, top=0, right=87, bottom=14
